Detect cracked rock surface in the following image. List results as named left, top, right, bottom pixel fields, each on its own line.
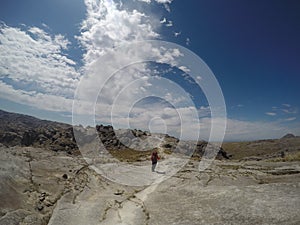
left=1, top=145, right=300, bottom=225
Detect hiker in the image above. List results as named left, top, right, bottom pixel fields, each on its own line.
left=151, top=149, right=160, bottom=172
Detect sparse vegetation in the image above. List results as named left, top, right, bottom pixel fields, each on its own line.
left=222, top=137, right=300, bottom=160
left=108, top=148, right=153, bottom=162
left=269, top=151, right=300, bottom=162
left=163, top=148, right=173, bottom=155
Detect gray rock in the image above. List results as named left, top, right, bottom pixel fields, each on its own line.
left=0, top=110, right=299, bottom=225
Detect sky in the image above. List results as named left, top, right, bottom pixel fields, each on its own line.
left=0, top=0, right=299, bottom=141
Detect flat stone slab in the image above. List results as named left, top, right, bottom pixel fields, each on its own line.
left=1, top=146, right=300, bottom=225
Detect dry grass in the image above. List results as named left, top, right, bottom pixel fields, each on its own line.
left=163, top=148, right=173, bottom=155
left=269, top=151, right=300, bottom=162
left=222, top=137, right=300, bottom=160
left=108, top=148, right=153, bottom=162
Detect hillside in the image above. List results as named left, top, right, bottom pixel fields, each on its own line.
left=0, top=109, right=78, bottom=154
left=0, top=110, right=229, bottom=161
left=222, top=136, right=300, bottom=161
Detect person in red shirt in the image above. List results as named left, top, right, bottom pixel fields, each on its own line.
left=151, top=149, right=160, bottom=172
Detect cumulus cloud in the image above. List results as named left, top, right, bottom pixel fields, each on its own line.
left=0, top=0, right=181, bottom=120
left=78, top=0, right=159, bottom=66
left=71, top=1, right=228, bottom=143
left=72, top=0, right=200, bottom=138
left=0, top=0, right=177, bottom=117
left=0, top=23, right=80, bottom=111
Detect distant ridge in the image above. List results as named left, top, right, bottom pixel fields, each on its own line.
left=0, top=109, right=229, bottom=160
left=281, top=133, right=296, bottom=139
left=0, top=109, right=78, bottom=153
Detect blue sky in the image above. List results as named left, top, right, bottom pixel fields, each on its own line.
left=0, top=0, right=299, bottom=141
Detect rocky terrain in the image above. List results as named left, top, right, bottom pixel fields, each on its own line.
left=0, top=109, right=228, bottom=161
left=222, top=134, right=300, bottom=161
left=0, top=110, right=78, bottom=154
left=0, top=110, right=299, bottom=225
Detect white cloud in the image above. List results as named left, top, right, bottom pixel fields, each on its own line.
left=196, top=76, right=202, bottom=81
left=0, top=81, right=73, bottom=112
left=198, top=106, right=211, bottom=117
left=281, top=108, right=297, bottom=114
left=41, top=23, right=50, bottom=29
left=165, top=20, right=173, bottom=27
left=160, top=17, right=167, bottom=24
left=72, top=1, right=226, bottom=140
left=155, top=0, right=173, bottom=3
left=174, top=31, right=181, bottom=37
left=186, top=37, right=191, bottom=46
left=72, top=0, right=184, bottom=121
left=268, top=104, right=298, bottom=117
left=265, top=112, right=276, bottom=116
left=106, top=102, right=298, bottom=141
left=95, top=102, right=299, bottom=140
left=219, top=118, right=298, bottom=141
left=0, top=23, right=80, bottom=111
left=138, top=0, right=173, bottom=3
left=74, top=1, right=187, bottom=128
left=178, top=66, right=190, bottom=73
left=138, top=0, right=152, bottom=3
left=284, top=117, right=296, bottom=122
left=78, top=0, right=159, bottom=66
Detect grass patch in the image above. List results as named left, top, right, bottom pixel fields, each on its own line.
left=219, top=164, right=241, bottom=170
left=163, top=149, right=173, bottom=155
left=268, top=151, right=300, bottom=162
left=222, top=138, right=300, bottom=160
left=108, top=148, right=153, bottom=162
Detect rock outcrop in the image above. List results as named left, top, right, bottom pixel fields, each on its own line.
left=0, top=110, right=78, bottom=154
left=0, top=110, right=229, bottom=160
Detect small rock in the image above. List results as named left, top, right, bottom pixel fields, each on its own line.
left=36, top=203, right=44, bottom=211
left=114, top=189, right=124, bottom=195
left=44, top=199, right=54, bottom=207
left=62, top=174, right=68, bottom=179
